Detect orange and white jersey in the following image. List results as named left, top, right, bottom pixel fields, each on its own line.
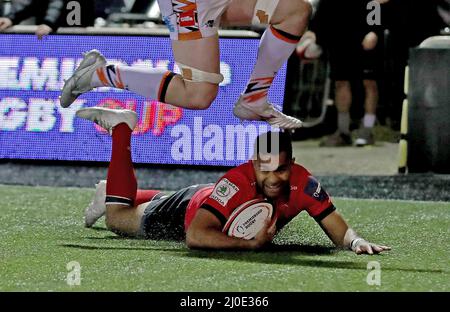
left=157, top=0, right=232, bottom=40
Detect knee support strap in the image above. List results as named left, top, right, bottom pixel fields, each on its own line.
left=252, top=0, right=280, bottom=25
left=177, top=62, right=224, bottom=84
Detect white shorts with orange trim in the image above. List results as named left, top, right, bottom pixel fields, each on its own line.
left=252, top=0, right=280, bottom=25
left=158, top=0, right=232, bottom=41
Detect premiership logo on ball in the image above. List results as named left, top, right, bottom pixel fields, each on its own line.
left=222, top=198, right=274, bottom=240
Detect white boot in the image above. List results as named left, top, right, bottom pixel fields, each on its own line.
left=60, top=50, right=107, bottom=108
left=233, top=95, right=303, bottom=129
left=84, top=180, right=107, bottom=228
left=76, top=107, right=137, bottom=134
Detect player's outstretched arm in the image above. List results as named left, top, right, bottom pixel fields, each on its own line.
left=186, top=209, right=275, bottom=250
left=319, top=210, right=391, bottom=255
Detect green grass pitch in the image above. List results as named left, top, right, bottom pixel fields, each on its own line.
left=0, top=184, right=449, bottom=291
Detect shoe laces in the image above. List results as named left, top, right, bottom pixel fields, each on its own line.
left=265, top=107, right=302, bottom=126
left=93, top=116, right=112, bottom=131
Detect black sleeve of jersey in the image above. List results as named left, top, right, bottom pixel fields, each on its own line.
left=199, top=204, right=227, bottom=227
left=313, top=204, right=336, bottom=223
left=7, top=0, right=35, bottom=25
left=43, top=0, right=64, bottom=30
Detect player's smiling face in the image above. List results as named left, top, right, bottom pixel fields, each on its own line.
left=253, top=151, right=293, bottom=199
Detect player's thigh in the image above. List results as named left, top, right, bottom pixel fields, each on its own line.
left=158, top=0, right=224, bottom=102
left=222, top=0, right=309, bottom=26
left=158, top=0, right=223, bottom=73
left=105, top=204, right=145, bottom=236
left=221, top=0, right=257, bottom=25
left=171, top=36, right=220, bottom=74
left=171, top=37, right=220, bottom=106
left=270, top=0, right=310, bottom=24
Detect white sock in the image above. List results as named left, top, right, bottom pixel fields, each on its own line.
left=338, top=112, right=351, bottom=134
left=363, top=113, right=376, bottom=128
left=91, top=65, right=170, bottom=100
left=243, top=26, right=300, bottom=107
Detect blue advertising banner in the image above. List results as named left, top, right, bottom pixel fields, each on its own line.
left=0, top=34, right=286, bottom=166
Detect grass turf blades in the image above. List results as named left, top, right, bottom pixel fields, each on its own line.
left=0, top=184, right=449, bottom=291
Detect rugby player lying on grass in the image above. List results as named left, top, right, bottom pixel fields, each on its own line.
left=77, top=106, right=390, bottom=254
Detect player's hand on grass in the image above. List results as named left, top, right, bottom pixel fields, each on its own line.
left=251, top=218, right=277, bottom=250
left=351, top=238, right=391, bottom=255
left=0, top=17, right=13, bottom=31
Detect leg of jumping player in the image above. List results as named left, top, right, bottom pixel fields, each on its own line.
left=222, top=0, right=311, bottom=128
left=77, top=106, right=162, bottom=235
left=60, top=0, right=225, bottom=111
left=90, top=37, right=221, bottom=110
left=60, top=0, right=306, bottom=129
left=84, top=181, right=162, bottom=229
left=60, top=41, right=220, bottom=111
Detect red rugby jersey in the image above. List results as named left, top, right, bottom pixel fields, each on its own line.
left=184, top=161, right=335, bottom=231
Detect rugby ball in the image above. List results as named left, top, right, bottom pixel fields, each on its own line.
left=222, top=199, right=273, bottom=240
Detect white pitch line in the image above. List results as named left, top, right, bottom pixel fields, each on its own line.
left=332, top=196, right=450, bottom=205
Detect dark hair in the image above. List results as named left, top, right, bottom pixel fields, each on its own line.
left=254, top=131, right=293, bottom=160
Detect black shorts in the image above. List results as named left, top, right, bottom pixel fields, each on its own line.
left=138, top=184, right=212, bottom=241
left=329, top=46, right=381, bottom=81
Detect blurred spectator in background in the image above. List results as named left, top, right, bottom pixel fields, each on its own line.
left=437, top=0, right=450, bottom=27
left=94, top=0, right=132, bottom=21
left=0, top=0, right=64, bottom=38
left=310, top=0, right=386, bottom=147
left=0, top=0, right=95, bottom=39
left=290, top=0, right=448, bottom=142
left=382, top=0, right=448, bottom=130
